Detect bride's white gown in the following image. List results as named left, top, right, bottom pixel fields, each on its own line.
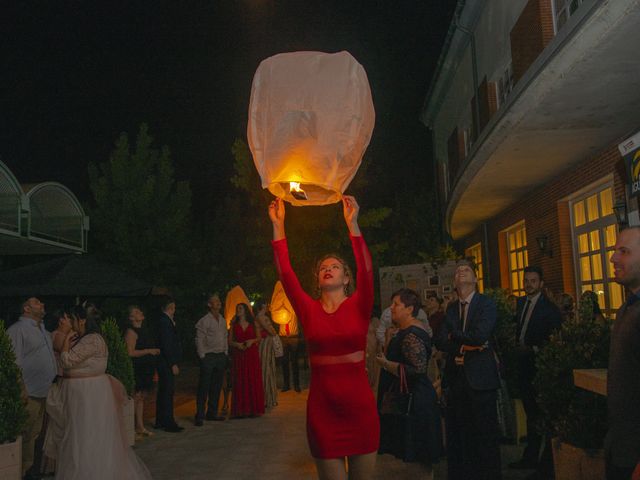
left=45, top=333, right=152, bottom=480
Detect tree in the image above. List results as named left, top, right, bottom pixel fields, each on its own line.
left=88, top=124, right=195, bottom=287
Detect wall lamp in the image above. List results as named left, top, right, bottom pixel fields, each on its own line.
left=536, top=234, right=553, bottom=258
left=613, top=199, right=628, bottom=227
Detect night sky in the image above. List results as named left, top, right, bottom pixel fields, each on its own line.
left=2, top=1, right=456, bottom=217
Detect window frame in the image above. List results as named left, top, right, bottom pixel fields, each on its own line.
left=569, top=182, right=623, bottom=317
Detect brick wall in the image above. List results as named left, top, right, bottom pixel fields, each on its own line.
left=455, top=143, right=626, bottom=297
left=510, top=0, right=555, bottom=84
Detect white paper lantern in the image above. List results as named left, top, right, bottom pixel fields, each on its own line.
left=270, top=281, right=296, bottom=326
left=224, top=285, right=252, bottom=329
left=247, top=51, right=375, bottom=206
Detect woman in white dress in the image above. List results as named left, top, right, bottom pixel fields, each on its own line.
left=45, top=306, right=152, bottom=480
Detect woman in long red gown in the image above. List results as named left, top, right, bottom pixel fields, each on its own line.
left=229, top=303, right=265, bottom=418
left=269, top=195, right=379, bottom=480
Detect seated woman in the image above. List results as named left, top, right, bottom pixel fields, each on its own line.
left=44, top=306, right=152, bottom=480
left=124, top=305, right=160, bottom=437
left=376, top=288, right=442, bottom=475
left=229, top=303, right=265, bottom=418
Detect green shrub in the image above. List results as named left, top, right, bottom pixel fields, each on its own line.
left=534, top=299, right=610, bottom=449
left=101, top=317, right=135, bottom=396
left=485, top=288, right=520, bottom=398
left=0, top=320, right=28, bottom=443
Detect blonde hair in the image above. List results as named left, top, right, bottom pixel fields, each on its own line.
left=314, top=253, right=354, bottom=298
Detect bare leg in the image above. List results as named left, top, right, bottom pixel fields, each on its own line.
left=347, top=452, right=377, bottom=480
left=134, top=392, right=145, bottom=432
left=315, top=458, right=348, bottom=480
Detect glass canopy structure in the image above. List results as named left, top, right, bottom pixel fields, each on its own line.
left=0, top=160, right=89, bottom=255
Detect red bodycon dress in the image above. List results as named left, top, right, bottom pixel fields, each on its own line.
left=272, top=234, right=380, bottom=459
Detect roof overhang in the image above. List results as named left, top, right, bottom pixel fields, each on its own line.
left=447, top=0, right=640, bottom=239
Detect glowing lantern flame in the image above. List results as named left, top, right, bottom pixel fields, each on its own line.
left=289, top=182, right=308, bottom=201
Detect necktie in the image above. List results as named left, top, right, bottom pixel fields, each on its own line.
left=519, top=299, right=531, bottom=344
left=285, top=323, right=290, bottom=336
left=519, top=299, right=530, bottom=327
left=460, top=301, right=468, bottom=331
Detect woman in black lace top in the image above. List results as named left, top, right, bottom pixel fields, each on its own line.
left=376, top=288, right=442, bottom=471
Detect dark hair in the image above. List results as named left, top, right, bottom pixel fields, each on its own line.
left=559, top=293, right=575, bottom=314
left=161, top=296, right=176, bottom=312
left=233, top=303, right=255, bottom=324
left=425, top=291, right=444, bottom=305
left=84, top=309, right=103, bottom=336
left=254, top=300, right=267, bottom=312
left=70, top=305, right=102, bottom=337
left=581, top=290, right=603, bottom=316
left=524, top=265, right=544, bottom=280
left=456, top=259, right=478, bottom=277
left=314, top=253, right=354, bottom=297
left=47, top=308, right=71, bottom=331
left=390, top=288, right=422, bottom=318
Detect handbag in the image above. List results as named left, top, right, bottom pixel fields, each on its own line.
left=272, top=335, right=284, bottom=358
left=380, top=363, right=413, bottom=416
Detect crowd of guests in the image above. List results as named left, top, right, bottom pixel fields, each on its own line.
left=6, top=217, right=639, bottom=480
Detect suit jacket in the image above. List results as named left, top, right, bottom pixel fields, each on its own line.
left=158, top=313, right=182, bottom=368
left=435, top=293, right=500, bottom=391
left=514, top=294, right=562, bottom=348
left=605, top=298, right=640, bottom=467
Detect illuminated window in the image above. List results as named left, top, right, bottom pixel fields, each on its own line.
left=465, top=243, right=484, bottom=293
left=504, top=222, right=528, bottom=296
left=571, top=185, right=623, bottom=318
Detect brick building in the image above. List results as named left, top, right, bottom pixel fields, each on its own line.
left=422, top=0, right=640, bottom=317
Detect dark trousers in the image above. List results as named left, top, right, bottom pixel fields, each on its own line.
left=517, top=351, right=554, bottom=474
left=445, top=374, right=502, bottom=480
left=281, top=336, right=300, bottom=390
left=521, top=378, right=542, bottom=462
left=196, top=352, right=227, bottom=419
left=156, top=361, right=177, bottom=427
left=606, top=451, right=635, bottom=480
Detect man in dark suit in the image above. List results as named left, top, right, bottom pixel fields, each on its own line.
left=606, top=227, right=640, bottom=480
left=509, top=266, right=562, bottom=476
left=435, top=260, right=502, bottom=480
left=155, top=296, right=184, bottom=432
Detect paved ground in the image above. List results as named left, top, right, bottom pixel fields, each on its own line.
left=133, top=365, right=537, bottom=479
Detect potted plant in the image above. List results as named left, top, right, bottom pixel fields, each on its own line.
left=0, top=320, right=28, bottom=479
left=101, top=317, right=136, bottom=446
left=534, top=298, right=610, bottom=480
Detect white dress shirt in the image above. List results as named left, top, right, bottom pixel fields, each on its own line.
left=195, top=311, right=228, bottom=358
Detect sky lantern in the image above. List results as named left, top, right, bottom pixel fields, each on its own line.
left=270, top=281, right=296, bottom=326
left=224, top=285, right=253, bottom=329
left=247, top=50, right=375, bottom=206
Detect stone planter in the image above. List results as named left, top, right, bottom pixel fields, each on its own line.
left=123, top=397, right=135, bottom=446
left=551, top=437, right=605, bottom=480
left=0, top=436, right=22, bottom=480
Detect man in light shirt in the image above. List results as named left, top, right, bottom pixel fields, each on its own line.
left=7, top=296, right=57, bottom=477
left=194, top=293, right=228, bottom=425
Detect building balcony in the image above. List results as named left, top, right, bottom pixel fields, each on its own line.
left=442, top=0, right=640, bottom=239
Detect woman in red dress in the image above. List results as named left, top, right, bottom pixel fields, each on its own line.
left=269, top=195, right=379, bottom=480
left=229, top=303, right=265, bottom=418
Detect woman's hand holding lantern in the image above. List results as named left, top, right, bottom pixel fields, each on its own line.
left=342, top=195, right=361, bottom=236
left=269, top=197, right=286, bottom=241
